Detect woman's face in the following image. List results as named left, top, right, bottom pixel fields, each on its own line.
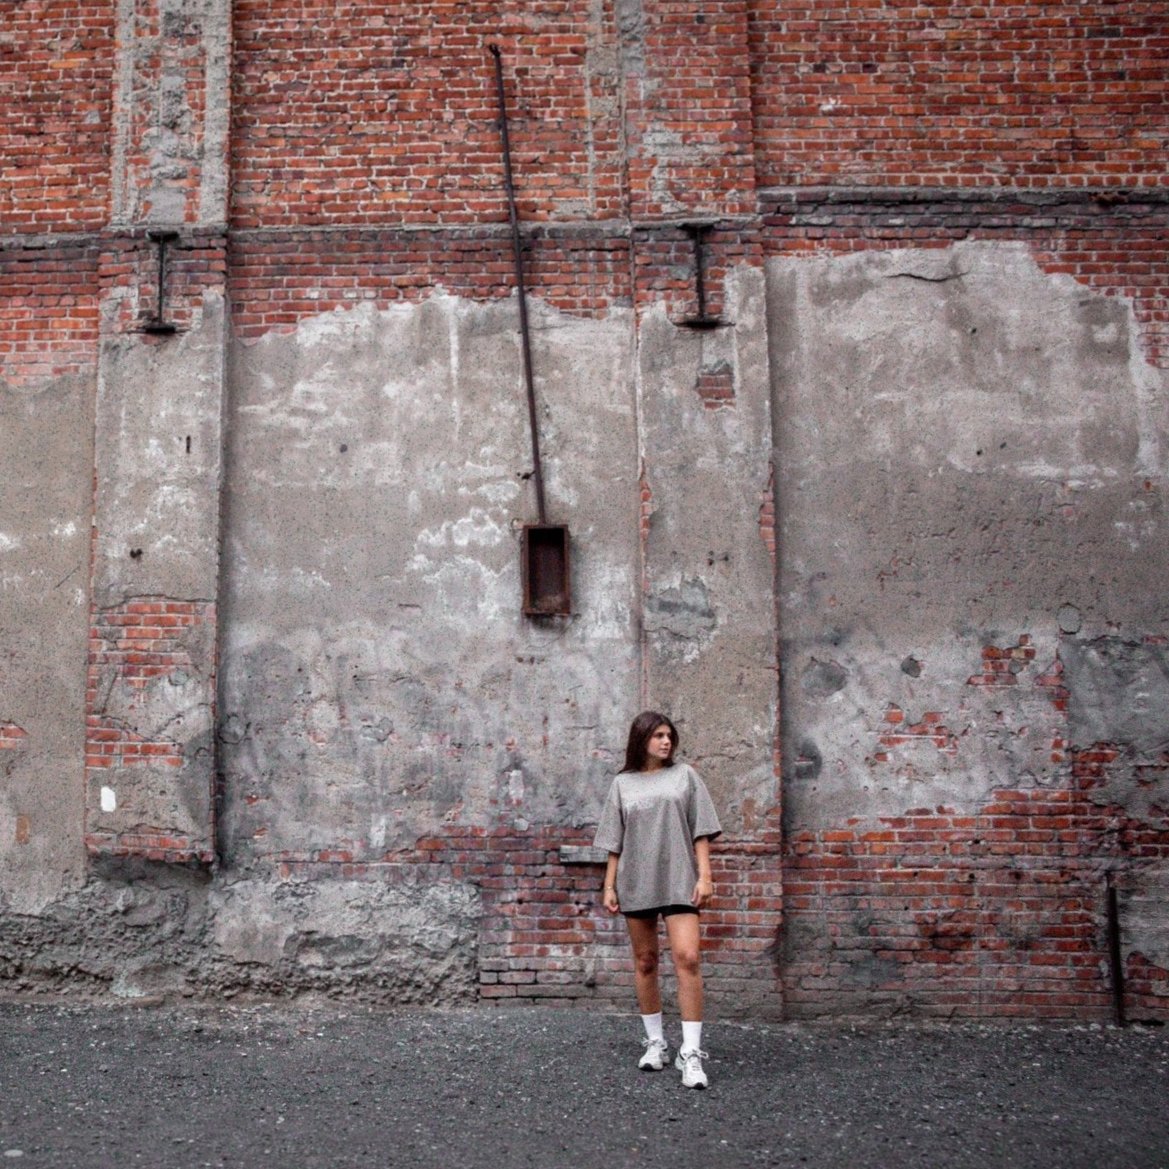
left=645, top=724, right=674, bottom=768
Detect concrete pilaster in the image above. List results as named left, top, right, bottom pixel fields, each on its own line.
left=85, top=0, right=231, bottom=863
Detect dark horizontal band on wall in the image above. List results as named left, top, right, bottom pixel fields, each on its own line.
left=6, top=188, right=1167, bottom=256
left=762, top=185, right=1169, bottom=208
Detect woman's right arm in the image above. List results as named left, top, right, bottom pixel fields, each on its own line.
left=602, top=852, right=621, bottom=914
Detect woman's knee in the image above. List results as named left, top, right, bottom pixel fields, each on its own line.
left=634, top=949, right=660, bottom=977
left=672, top=947, right=702, bottom=978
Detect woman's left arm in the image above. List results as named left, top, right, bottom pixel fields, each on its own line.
left=691, top=835, right=713, bottom=908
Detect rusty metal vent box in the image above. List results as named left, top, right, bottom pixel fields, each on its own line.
left=522, top=525, right=571, bottom=616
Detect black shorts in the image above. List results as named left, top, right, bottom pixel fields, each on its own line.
left=623, top=904, right=699, bottom=921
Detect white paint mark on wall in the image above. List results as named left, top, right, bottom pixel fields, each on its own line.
left=369, top=815, right=387, bottom=849
left=416, top=509, right=508, bottom=550
left=508, top=769, right=524, bottom=804
left=470, top=481, right=520, bottom=505
left=100, top=787, right=117, bottom=812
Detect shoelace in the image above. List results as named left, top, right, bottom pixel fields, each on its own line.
left=681, top=1049, right=708, bottom=1069
left=643, top=1037, right=668, bottom=1055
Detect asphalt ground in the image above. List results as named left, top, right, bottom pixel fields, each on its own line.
left=1, top=1000, right=1167, bottom=1169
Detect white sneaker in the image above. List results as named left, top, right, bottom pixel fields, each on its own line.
left=638, top=1036, right=670, bottom=1071
left=676, top=1048, right=708, bottom=1089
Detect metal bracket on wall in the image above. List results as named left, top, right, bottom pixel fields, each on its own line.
left=678, top=221, right=728, bottom=330
left=142, top=229, right=179, bottom=335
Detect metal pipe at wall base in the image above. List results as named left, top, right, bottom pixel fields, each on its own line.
left=1106, top=872, right=1127, bottom=1027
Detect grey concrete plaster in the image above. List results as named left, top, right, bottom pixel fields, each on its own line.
left=0, top=860, right=479, bottom=1005
left=208, top=873, right=480, bottom=1001
left=639, top=267, right=779, bottom=832
left=1122, top=861, right=1169, bottom=975
left=218, top=295, right=641, bottom=859
left=92, top=292, right=226, bottom=607
left=0, top=374, right=93, bottom=911
left=770, top=243, right=1169, bottom=830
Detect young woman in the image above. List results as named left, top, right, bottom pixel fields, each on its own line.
left=594, top=711, right=722, bottom=1089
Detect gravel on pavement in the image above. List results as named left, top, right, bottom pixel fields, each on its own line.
left=1, top=1000, right=1166, bottom=1169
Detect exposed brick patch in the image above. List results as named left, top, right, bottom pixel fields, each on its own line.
left=758, top=464, right=776, bottom=564
left=784, top=789, right=1169, bottom=1020
left=100, top=231, right=229, bottom=337
left=1125, top=951, right=1169, bottom=1019
left=967, top=634, right=1037, bottom=689
left=1034, top=654, right=1069, bottom=711
left=84, top=596, right=217, bottom=865
left=695, top=361, right=734, bottom=409
left=85, top=598, right=215, bottom=774
left=1032, top=227, right=1169, bottom=368
left=1071, top=741, right=1169, bottom=806
left=632, top=223, right=760, bottom=325
left=875, top=706, right=960, bottom=762
left=637, top=464, right=654, bottom=544
left=0, top=723, right=29, bottom=750
left=82, top=832, right=214, bottom=865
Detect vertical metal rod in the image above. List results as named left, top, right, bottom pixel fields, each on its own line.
left=1106, top=872, right=1127, bottom=1027
left=156, top=234, right=168, bottom=320
left=489, top=43, right=546, bottom=526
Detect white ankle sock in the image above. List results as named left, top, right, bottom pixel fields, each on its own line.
left=641, top=1012, right=664, bottom=1044
left=681, top=1020, right=703, bottom=1054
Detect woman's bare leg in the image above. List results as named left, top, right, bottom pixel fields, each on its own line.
left=625, top=915, right=662, bottom=1015
left=665, top=912, right=703, bottom=1022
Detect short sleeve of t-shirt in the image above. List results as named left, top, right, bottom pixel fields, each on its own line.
left=593, top=777, right=624, bottom=855
left=686, top=766, right=722, bottom=842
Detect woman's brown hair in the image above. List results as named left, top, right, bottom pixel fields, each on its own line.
left=620, top=710, right=678, bottom=773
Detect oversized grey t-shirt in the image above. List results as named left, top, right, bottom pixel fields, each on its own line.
left=593, top=762, right=722, bottom=913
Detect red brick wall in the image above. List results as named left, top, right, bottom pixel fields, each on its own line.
left=784, top=788, right=1168, bottom=1020
left=99, top=231, right=228, bottom=336
left=0, top=0, right=114, bottom=234
left=0, top=242, right=102, bottom=386
left=230, top=1, right=626, bottom=228
left=623, top=1, right=757, bottom=219
left=749, top=1, right=1169, bottom=190
left=228, top=228, right=633, bottom=337
left=274, top=823, right=784, bottom=1013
